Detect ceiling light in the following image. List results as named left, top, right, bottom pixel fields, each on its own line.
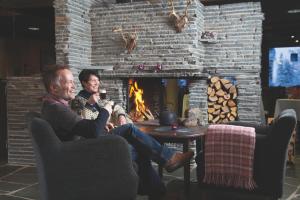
left=287, top=9, right=300, bottom=14
left=291, top=35, right=295, bottom=39
left=296, top=40, right=299, bottom=43
left=28, top=27, right=40, bottom=31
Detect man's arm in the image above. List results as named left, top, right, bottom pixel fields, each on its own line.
left=71, top=108, right=110, bottom=138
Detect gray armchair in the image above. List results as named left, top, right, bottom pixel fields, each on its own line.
left=29, top=116, right=138, bottom=200
left=196, top=109, right=297, bottom=200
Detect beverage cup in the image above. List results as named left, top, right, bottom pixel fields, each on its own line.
left=100, top=89, right=107, bottom=100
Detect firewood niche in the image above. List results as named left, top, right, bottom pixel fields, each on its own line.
left=207, top=76, right=238, bottom=124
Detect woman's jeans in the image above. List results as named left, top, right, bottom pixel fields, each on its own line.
left=110, top=123, right=174, bottom=165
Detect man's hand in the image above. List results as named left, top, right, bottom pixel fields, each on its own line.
left=118, top=115, right=127, bottom=125
left=105, top=122, right=115, bottom=132
left=87, top=93, right=100, bottom=105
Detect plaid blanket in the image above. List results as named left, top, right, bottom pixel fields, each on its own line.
left=203, top=124, right=256, bottom=190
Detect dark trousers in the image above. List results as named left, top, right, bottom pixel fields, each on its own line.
left=110, top=124, right=173, bottom=197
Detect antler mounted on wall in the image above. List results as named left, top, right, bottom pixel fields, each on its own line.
left=168, top=0, right=192, bottom=33
left=112, top=27, right=138, bottom=54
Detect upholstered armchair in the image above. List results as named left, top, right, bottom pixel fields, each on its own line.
left=29, top=116, right=138, bottom=200
left=196, top=109, right=297, bottom=200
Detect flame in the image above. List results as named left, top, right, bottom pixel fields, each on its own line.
left=129, top=80, right=146, bottom=114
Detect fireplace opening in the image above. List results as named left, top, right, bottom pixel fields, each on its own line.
left=127, top=78, right=190, bottom=122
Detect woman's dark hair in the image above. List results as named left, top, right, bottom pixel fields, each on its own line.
left=78, top=69, right=100, bottom=87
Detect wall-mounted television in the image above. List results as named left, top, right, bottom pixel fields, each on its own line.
left=269, top=46, right=300, bottom=87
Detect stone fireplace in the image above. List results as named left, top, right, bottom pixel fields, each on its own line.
left=6, top=0, right=264, bottom=164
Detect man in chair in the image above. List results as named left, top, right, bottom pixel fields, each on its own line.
left=40, top=65, right=194, bottom=199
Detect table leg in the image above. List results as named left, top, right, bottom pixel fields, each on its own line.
left=183, top=140, right=190, bottom=194
left=158, top=163, right=163, bottom=178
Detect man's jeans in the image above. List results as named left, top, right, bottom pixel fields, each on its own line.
left=110, top=123, right=174, bottom=165
left=110, top=123, right=173, bottom=196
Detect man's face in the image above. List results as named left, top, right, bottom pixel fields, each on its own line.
left=51, top=69, right=76, bottom=101
left=82, top=74, right=100, bottom=94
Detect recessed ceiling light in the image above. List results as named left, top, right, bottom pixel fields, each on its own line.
left=296, top=40, right=299, bottom=43
left=28, top=27, right=40, bottom=31
left=291, top=35, right=295, bottom=39
left=287, top=9, right=300, bottom=14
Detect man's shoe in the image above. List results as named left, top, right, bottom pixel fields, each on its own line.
left=164, top=151, right=194, bottom=173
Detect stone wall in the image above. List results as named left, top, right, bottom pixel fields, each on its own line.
left=6, top=1, right=264, bottom=164
left=7, top=77, right=45, bottom=165
left=90, top=0, right=204, bottom=71
left=54, top=0, right=94, bottom=87
left=203, top=2, right=263, bottom=123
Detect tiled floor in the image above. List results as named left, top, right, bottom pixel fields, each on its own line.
left=0, top=156, right=300, bottom=200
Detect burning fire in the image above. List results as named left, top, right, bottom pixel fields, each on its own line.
left=129, top=79, right=154, bottom=121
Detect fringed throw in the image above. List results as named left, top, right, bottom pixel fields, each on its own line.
left=203, top=124, right=257, bottom=190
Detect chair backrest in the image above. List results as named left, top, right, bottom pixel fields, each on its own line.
left=260, top=108, right=297, bottom=197
left=28, top=114, right=138, bottom=200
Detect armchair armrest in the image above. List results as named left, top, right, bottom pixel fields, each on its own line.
left=48, top=135, right=138, bottom=200
left=227, top=121, right=270, bottom=135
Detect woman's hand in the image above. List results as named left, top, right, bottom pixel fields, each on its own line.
left=87, top=93, right=100, bottom=105
left=118, top=115, right=127, bottom=125
left=105, top=122, right=115, bottom=132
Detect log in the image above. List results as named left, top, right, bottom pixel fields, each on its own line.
left=231, top=111, right=237, bottom=117
left=208, top=113, right=213, bottom=121
left=217, top=97, right=224, bottom=104
left=208, top=107, right=215, bottom=113
left=207, top=76, right=238, bottom=123
left=209, top=96, right=218, bottom=102
left=229, top=115, right=235, bottom=121
left=228, top=100, right=236, bottom=107
left=229, top=85, right=237, bottom=94
left=208, top=102, right=215, bottom=107
left=216, top=89, right=225, bottom=97
left=224, top=83, right=233, bottom=90
left=222, top=106, right=230, bottom=113
left=212, top=115, right=220, bottom=123
left=232, top=92, right=237, bottom=99
left=215, top=81, right=221, bottom=90
left=211, top=76, right=220, bottom=83
left=230, top=107, right=237, bottom=112
left=207, top=86, right=213, bottom=95
left=213, top=109, right=221, bottom=115
left=220, top=79, right=230, bottom=85
left=224, top=94, right=231, bottom=100
left=214, top=104, right=221, bottom=109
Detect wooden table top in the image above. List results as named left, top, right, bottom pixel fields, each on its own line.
left=135, top=120, right=206, bottom=140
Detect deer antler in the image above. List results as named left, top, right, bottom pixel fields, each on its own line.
left=168, top=0, right=192, bottom=33
left=112, top=26, right=138, bottom=54
left=112, top=27, right=128, bottom=47
left=184, top=0, right=191, bottom=17
left=168, top=0, right=180, bottom=21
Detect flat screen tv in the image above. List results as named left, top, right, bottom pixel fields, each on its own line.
left=269, top=46, right=300, bottom=87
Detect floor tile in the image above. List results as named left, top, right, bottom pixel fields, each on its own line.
left=1, top=167, right=38, bottom=185
left=0, top=165, right=23, bottom=178
left=0, top=195, right=29, bottom=200
left=13, top=183, right=40, bottom=200
left=0, top=181, right=27, bottom=193
left=1, top=174, right=37, bottom=185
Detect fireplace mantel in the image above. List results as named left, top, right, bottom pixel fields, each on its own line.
left=98, top=70, right=208, bottom=79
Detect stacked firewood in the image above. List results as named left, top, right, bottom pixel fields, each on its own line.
left=207, top=76, right=238, bottom=123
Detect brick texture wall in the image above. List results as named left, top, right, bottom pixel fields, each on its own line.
left=6, top=1, right=264, bottom=164
left=203, top=2, right=263, bottom=123
left=7, top=77, right=45, bottom=165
